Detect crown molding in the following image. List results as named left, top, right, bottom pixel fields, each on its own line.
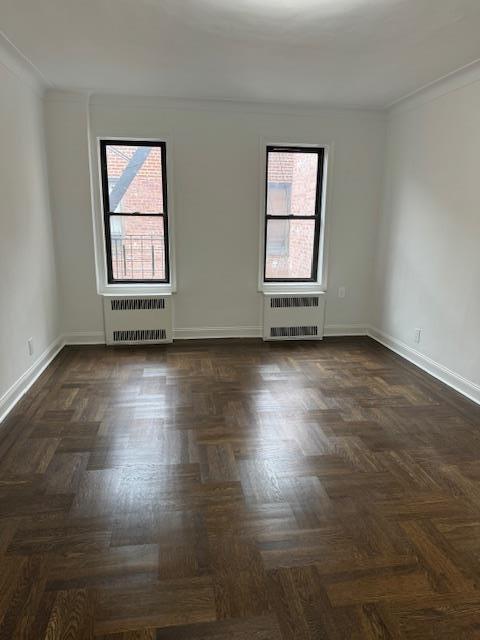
left=87, top=92, right=386, bottom=119
left=0, top=29, right=51, bottom=94
left=388, top=58, right=480, bottom=116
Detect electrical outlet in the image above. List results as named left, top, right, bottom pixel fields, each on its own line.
left=338, top=286, right=346, bottom=299
left=27, top=338, right=34, bottom=356
left=414, top=328, right=422, bottom=344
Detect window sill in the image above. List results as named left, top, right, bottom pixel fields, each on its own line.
left=99, top=283, right=175, bottom=297
left=261, top=283, right=325, bottom=295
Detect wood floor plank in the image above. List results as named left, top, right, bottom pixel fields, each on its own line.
left=94, top=577, right=216, bottom=635
left=95, top=630, right=155, bottom=640
left=154, top=614, right=282, bottom=639
left=326, top=566, right=434, bottom=607
left=0, top=555, right=46, bottom=639
left=42, top=588, right=94, bottom=639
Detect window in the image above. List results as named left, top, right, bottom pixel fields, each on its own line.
left=263, top=145, right=325, bottom=282
left=100, top=140, right=170, bottom=283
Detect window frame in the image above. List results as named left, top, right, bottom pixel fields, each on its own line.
left=263, top=144, right=325, bottom=284
left=99, top=138, right=171, bottom=285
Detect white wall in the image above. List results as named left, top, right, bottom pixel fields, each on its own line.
left=45, top=93, right=386, bottom=338
left=373, top=71, right=480, bottom=396
left=0, top=46, right=60, bottom=415
left=45, top=94, right=104, bottom=339
left=3, top=46, right=479, bottom=414
left=6, top=59, right=479, bottom=410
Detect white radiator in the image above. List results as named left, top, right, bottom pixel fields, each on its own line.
left=263, top=293, right=325, bottom=341
left=103, top=295, right=173, bottom=345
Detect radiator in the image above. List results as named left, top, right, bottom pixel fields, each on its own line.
left=263, top=293, right=325, bottom=341
left=103, top=295, right=173, bottom=345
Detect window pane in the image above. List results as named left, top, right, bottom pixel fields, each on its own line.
left=105, top=145, right=164, bottom=213
left=265, top=219, right=315, bottom=280
left=267, top=151, right=318, bottom=216
left=110, top=215, right=166, bottom=280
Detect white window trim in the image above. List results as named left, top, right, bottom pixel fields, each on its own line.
left=258, top=138, right=334, bottom=295
left=88, top=133, right=177, bottom=296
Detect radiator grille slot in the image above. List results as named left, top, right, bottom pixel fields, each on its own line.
left=270, top=296, right=319, bottom=309
left=111, top=298, right=165, bottom=311
left=113, top=329, right=167, bottom=342
left=270, top=326, right=318, bottom=338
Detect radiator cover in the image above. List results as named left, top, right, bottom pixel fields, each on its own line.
left=263, top=293, right=325, bottom=341
left=103, top=295, right=173, bottom=345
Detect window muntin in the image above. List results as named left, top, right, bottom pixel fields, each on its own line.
left=100, top=140, right=169, bottom=284
left=264, top=146, right=324, bottom=282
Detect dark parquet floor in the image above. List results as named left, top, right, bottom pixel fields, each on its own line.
left=1, top=337, right=480, bottom=639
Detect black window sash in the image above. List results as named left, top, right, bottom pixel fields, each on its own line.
left=263, top=145, right=324, bottom=283
left=100, top=139, right=170, bottom=284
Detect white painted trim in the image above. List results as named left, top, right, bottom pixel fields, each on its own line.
left=100, top=291, right=172, bottom=298
left=389, top=58, right=480, bottom=115
left=174, top=326, right=262, bottom=340
left=3, top=324, right=476, bottom=430
left=0, top=336, right=64, bottom=424
left=262, top=284, right=326, bottom=295
left=324, top=324, right=368, bottom=337
left=63, top=331, right=106, bottom=345
left=98, top=284, right=175, bottom=296
left=88, top=93, right=386, bottom=116
left=0, top=29, right=50, bottom=93
left=368, top=326, right=480, bottom=406
left=87, top=131, right=177, bottom=297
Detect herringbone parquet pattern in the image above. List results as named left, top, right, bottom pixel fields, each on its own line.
left=1, top=337, right=480, bottom=639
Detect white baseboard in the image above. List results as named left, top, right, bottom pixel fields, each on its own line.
left=324, top=324, right=368, bottom=337
left=368, top=326, right=480, bottom=406
left=3, top=324, right=477, bottom=427
left=174, top=326, right=262, bottom=340
left=63, top=326, right=369, bottom=342
left=175, top=325, right=369, bottom=340
left=63, top=331, right=105, bottom=345
left=0, top=335, right=64, bottom=424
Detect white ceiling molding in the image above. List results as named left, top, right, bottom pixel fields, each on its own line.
left=389, top=57, right=480, bottom=115
left=86, top=92, right=386, bottom=117
left=0, top=29, right=51, bottom=94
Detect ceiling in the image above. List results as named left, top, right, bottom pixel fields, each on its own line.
left=1, top=0, right=480, bottom=107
